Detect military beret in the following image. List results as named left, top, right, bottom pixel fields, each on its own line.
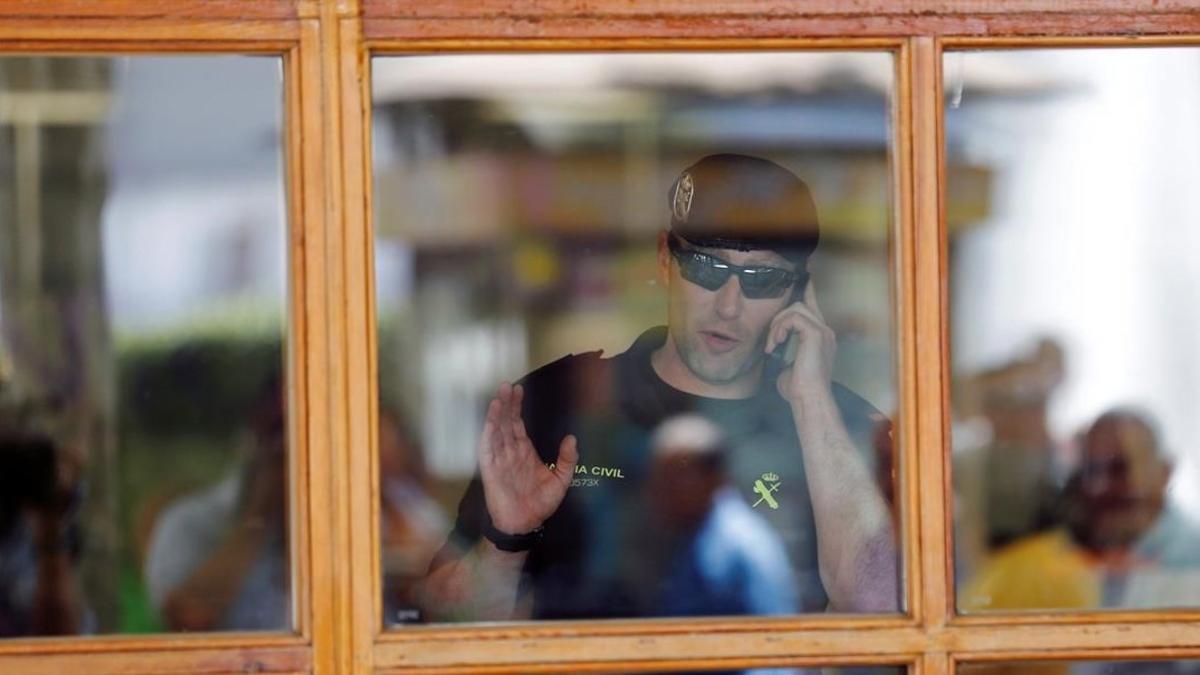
left=667, top=153, right=820, bottom=266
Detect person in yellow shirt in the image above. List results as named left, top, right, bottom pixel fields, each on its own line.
left=960, top=409, right=1200, bottom=675
left=960, top=527, right=1100, bottom=612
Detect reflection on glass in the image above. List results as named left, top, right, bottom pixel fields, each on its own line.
left=372, top=53, right=901, bottom=625
left=0, top=56, right=288, bottom=635
left=961, top=659, right=1200, bottom=675
left=947, top=48, right=1200, bottom=613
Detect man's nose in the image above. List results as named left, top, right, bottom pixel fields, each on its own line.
left=713, top=275, right=743, bottom=319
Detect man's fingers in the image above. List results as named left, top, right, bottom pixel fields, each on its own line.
left=789, top=297, right=826, bottom=328
left=494, top=382, right=516, bottom=461
left=479, top=397, right=502, bottom=464
left=764, top=315, right=781, bottom=354
left=512, top=402, right=533, bottom=448
left=553, top=435, right=579, bottom=480
left=766, top=312, right=797, bottom=354
left=781, top=301, right=828, bottom=337
left=766, top=307, right=818, bottom=354
left=510, top=384, right=528, bottom=442
left=503, top=383, right=539, bottom=459
left=493, top=381, right=543, bottom=468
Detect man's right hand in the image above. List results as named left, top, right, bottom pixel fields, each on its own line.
left=479, top=382, right=578, bottom=536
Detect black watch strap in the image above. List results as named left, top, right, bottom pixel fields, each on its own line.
left=482, top=519, right=544, bottom=552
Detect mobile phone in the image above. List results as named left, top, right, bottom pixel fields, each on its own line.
left=768, top=279, right=807, bottom=364
left=769, top=332, right=800, bottom=364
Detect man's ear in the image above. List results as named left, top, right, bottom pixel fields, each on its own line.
left=656, top=230, right=671, bottom=286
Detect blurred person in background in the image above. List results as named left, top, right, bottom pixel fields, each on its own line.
left=0, top=428, right=87, bottom=636
left=144, top=379, right=288, bottom=631
left=953, top=338, right=1068, bottom=580
left=642, top=414, right=797, bottom=619
left=379, top=407, right=449, bottom=625
left=642, top=420, right=814, bottom=675
left=962, top=408, right=1200, bottom=614
left=415, top=153, right=896, bottom=621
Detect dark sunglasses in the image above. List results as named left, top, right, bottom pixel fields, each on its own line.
left=667, top=233, right=806, bottom=300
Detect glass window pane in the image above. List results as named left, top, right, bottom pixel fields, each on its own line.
left=961, top=660, right=1200, bottom=675
left=373, top=52, right=901, bottom=625
left=947, top=48, right=1200, bottom=612
left=0, top=55, right=289, bottom=635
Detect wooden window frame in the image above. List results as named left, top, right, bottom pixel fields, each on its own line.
left=0, top=1, right=1198, bottom=674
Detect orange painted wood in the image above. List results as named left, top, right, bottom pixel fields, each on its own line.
left=375, top=625, right=926, bottom=670
left=310, top=0, right=381, bottom=673
left=0, top=20, right=299, bottom=43
left=371, top=620, right=1200, bottom=670
left=364, top=0, right=1200, bottom=18
left=366, top=37, right=905, bottom=52
left=0, top=0, right=296, bottom=19
left=943, top=623, right=1200, bottom=659
left=921, top=652, right=954, bottom=675
left=336, top=9, right=383, bottom=675
left=955, top=607, right=1200, bottom=627
left=0, top=646, right=307, bottom=675
left=893, top=39, right=923, bottom=624
left=377, top=658, right=913, bottom=675
left=364, top=14, right=1200, bottom=41
left=294, top=15, right=342, bottom=675
left=284, top=40, right=315, bottom=643
left=296, top=3, right=369, bottom=675
left=911, top=36, right=955, bottom=631
left=0, top=634, right=301, bottom=657
left=380, top=614, right=910, bottom=641
left=4, top=2, right=1200, bottom=674
left=363, top=1, right=1200, bottom=39
left=360, top=15, right=1200, bottom=675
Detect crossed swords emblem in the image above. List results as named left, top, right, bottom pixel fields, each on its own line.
left=752, top=472, right=782, bottom=509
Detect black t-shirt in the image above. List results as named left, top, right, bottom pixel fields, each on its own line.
left=430, top=326, right=892, bottom=620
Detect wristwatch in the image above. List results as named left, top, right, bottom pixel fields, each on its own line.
left=482, top=518, right=544, bottom=552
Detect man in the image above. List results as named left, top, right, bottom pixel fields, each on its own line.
left=962, top=408, right=1200, bottom=614
left=414, top=153, right=897, bottom=621
left=0, top=430, right=87, bottom=636
left=144, top=379, right=289, bottom=631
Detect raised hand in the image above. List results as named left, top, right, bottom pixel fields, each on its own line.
left=764, top=281, right=837, bottom=402
left=479, top=382, right=579, bottom=536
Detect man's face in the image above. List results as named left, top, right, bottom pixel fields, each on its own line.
left=656, top=232, right=796, bottom=396
left=1070, top=415, right=1169, bottom=552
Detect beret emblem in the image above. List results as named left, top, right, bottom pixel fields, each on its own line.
left=672, top=172, right=695, bottom=222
